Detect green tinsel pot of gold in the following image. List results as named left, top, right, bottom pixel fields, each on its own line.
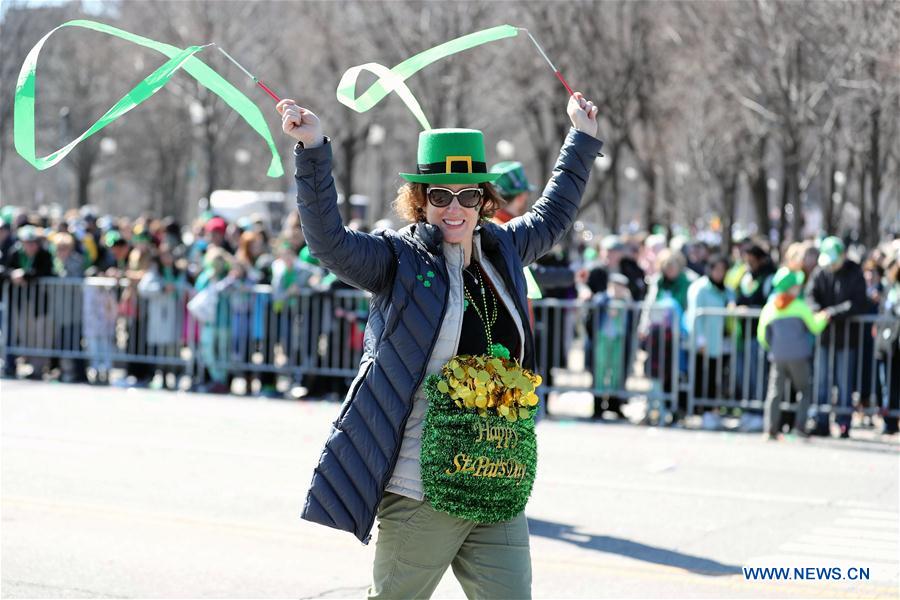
left=420, top=355, right=541, bottom=523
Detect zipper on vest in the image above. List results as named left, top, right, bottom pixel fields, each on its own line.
left=448, top=245, right=465, bottom=361
left=362, top=253, right=451, bottom=545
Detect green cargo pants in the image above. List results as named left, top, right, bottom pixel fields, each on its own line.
left=367, top=492, right=532, bottom=599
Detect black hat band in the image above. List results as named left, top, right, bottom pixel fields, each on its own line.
left=417, top=157, right=488, bottom=175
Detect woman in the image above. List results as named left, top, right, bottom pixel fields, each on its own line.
left=193, top=246, right=237, bottom=394
left=231, top=231, right=266, bottom=394
left=121, top=226, right=156, bottom=386
left=137, top=243, right=188, bottom=389
left=784, top=241, right=819, bottom=293
left=50, top=232, right=88, bottom=383
left=279, top=92, right=601, bottom=599
left=638, top=248, right=695, bottom=420
left=685, top=254, right=733, bottom=427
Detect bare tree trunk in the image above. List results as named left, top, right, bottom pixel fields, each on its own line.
left=609, top=146, right=621, bottom=231
left=528, top=105, right=554, bottom=177
left=835, top=149, right=856, bottom=232
left=722, top=170, right=738, bottom=255
left=76, top=168, right=91, bottom=208
left=793, top=188, right=805, bottom=242
left=779, top=137, right=800, bottom=246
left=72, top=141, right=99, bottom=208
left=204, top=117, right=218, bottom=201
left=778, top=175, right=788, bottom=247
left=857, top=158, right=867, bottom=240
left=824, top=149, right=836, bottom=233
left=867, top=101, right=881, bottom=248
left=749, top=136, right=770, bottom=235
left=788, top=157, right=804, bottom=242
left=158, top=149, right=187, bottom=221
left=643, top=163, right=657, bottom=232
left=750, top=170, right=769, bottom=236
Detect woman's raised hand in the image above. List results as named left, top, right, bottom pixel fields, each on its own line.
left=277, top=99, right=324, bottom=148
left=567, top=92, right=599, bottom=138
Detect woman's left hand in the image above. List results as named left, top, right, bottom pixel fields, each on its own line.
left=567, top=92, right=600, bottom=138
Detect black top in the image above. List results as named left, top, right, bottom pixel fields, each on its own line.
left=456, top=261, right=521, bottom=358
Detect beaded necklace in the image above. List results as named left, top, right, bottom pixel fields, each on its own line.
left=463, top=262, right=498, bottom=350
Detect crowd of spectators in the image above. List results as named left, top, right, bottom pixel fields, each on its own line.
left=569, top=230, right=899, bottom=435
left=0, top=205, right=363, bottom=397
left=1, top=203, right=898, bottom=435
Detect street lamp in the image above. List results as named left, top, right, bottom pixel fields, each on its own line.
left=496, top=140, right=515, bottom=159
left=189, top=101, right=205, bottom=125
left=100, top=137, right=117, bottom=155
left=58, top=107, right=71, bottom=207
left=234, top=148, right=251, bottom=165
left=367, top=124, right=386, bottom=147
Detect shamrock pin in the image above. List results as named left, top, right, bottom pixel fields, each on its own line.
left=417, top=270, right=436, bottom=288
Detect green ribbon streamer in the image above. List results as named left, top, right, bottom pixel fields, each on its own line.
left=14, top=19, right=283, bottom=177
left=524, top=267, right=542, bottom=300
left=336, top=24, right=519, bottom=130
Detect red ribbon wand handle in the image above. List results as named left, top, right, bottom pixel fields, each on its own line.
left=215, top=46, right=281, bottom=103
left=519, top=28, right=575, bottom=97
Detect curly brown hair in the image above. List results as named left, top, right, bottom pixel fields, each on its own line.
left=392, top=182, right=504, bottom=223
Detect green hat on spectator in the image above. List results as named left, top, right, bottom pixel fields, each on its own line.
left=0, top=205, right=18, bottom=223
left=602, top=234, right=626, bottom=252
left=400, top=129, right=501, bottom=185
left=104, top=230, right=125, bottom=247
left=132, top=225, right=151, bottom=243
left=818, top=236, right=845, bottom=268
left=489, top=161, right=536, bottom=198
left=299, top=244, right=320, bottom=266
left=772, top=267, right=805, bottom=293
left=17, top=225, right=39, bottom=242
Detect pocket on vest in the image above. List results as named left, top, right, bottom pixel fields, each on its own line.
left=334, top=359, right=374, bottom=428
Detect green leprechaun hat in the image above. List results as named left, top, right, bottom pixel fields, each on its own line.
left=772, top=267, right=805, bottom=294
left=400, top=129, right=502, bottom=185
left=489, top=161, right=537, bottom=198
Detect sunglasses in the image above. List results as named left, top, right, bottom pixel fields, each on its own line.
left=426, top=186, right=484, bottom=208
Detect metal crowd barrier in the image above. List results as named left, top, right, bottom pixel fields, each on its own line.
left=1, top=279, right=897, bottom=422
left=531, top=298, right=682, bottom=418
left=2, top=277, right=197, bottom=376
left=210, top=285, right=368, bottom=382
left=0, top=278, right=369, bottom=387
left=689, top=307, right=900, bottom=418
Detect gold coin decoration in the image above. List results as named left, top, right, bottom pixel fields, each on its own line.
left=438, top=354, right=542, bottom=419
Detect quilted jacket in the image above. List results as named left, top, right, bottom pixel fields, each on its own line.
left=296, top=128, right=604, bottom=543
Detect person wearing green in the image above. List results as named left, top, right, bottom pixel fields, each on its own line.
left=280, top=86, right=603, bottom=599
left=685, top=255, right=734, bottom=429
left=489, top=160, right=572, bottom=302
left=593, top=273, right=632, bottom=393
left=645, top=249, right=695, bottom=314
left=489, top=162, right=537, bottom=224
left=757, top=268, right=831, bottom=440
left=193, top=247, right=236, bottom=393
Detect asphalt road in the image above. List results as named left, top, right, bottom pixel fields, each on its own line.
left=2, top=380, right=898, bottom=599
